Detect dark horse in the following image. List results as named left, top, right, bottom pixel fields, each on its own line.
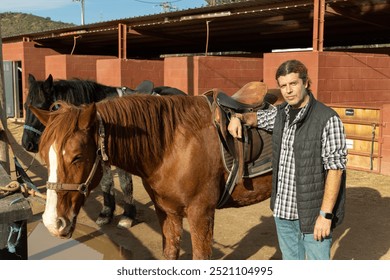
left=22, top=74, right=184, bottom=228
left=31, top=94, right=272, bottom=259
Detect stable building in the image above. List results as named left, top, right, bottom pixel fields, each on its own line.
left=2, top=0, right=390, bottom=175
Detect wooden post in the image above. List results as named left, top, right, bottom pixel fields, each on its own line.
left=118, top=23, right=127, bottom=60
left=312, top=0, right=325, bottom=52
left=0, top=23, right=11, bottom=175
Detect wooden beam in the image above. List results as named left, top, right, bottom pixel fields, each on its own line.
left=118, top=23, right=127, bottom=59
left=312, top=0, right=325, bottom=51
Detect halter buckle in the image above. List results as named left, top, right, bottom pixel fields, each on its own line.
left=77, top=183, right=88, bottom=196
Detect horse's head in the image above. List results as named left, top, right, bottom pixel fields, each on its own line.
left=30, top=102, right=103, bottom=238
left=22, top=74, right=56, bottom=152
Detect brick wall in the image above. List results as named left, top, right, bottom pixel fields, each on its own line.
left=96, top=59, right=121, bottom=86
left=318, top=52, right=390, bottom=106
left=164, top=57, right=193, bottom=94
left=97, top=59, right=164, bottom=88
left=264, top=51, right=390, bottom=106
left=164, top=56, right=263, bottom=96
left=194, top=56, right=264, bottom=96
left=3, top=41, right=59, bottom=104
left=46, top=55, right=115, bottom=80
left=2, top=42, right=26, bottom=61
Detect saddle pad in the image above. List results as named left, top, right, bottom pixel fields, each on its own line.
left=221, top=129, right=273, bottom=178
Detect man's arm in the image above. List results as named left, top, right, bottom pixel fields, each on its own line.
left=314, top=114, right=348, bottom=241
left=228, top=112, right=257, bottom=138
left=314, top=169, right=344, bottom=241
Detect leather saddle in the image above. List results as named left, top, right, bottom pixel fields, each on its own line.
left=122, top=80, right=187, bottom=96
left=204, top=81, right=280, bottom=207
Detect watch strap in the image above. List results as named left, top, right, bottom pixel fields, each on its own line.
left=320, top=210, right=334, bottom=220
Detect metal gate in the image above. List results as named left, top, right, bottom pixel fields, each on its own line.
left=3, top=61, right=22, bottom=118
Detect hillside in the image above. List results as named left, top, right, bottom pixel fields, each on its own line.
left=0, top=12, right=75, bottom=38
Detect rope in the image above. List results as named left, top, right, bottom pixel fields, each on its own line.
left=1, top=121, right=44, bottom=199
left=0, top=181, right=47, bottom=200
left=23, top=152, right=37, bottom=173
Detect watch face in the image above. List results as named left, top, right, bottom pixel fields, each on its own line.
left=320, top=210, right=334, bottom=220
left=325, top=213, right=333, bottom=219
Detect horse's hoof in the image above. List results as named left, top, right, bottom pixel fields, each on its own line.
left=117, top=216, right=141, bottom=229
left=96, top=215, right=112, bottom=226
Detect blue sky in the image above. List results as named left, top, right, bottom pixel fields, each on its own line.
left=0, top=0, right=208, bottom=25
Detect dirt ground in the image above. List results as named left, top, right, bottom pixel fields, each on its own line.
left=4, top=119, right=390, bottom=260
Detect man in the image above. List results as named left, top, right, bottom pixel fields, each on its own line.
left=228, top=60, right=347, bottom=260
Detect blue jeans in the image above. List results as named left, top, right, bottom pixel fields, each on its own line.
left=274, top=216, right=332, bottom=260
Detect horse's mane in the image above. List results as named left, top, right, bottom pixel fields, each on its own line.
left=97, top=95, right=210, bottom=171
left=53, top=79, right=114, bottom=103
left=39, top=95, right=211, bottom=174
left=28, top=78, right=115, bottom=107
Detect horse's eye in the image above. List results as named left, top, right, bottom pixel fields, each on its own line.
left=71, top=155, right=82, bottom=164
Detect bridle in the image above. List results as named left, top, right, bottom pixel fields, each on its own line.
left=23, top=124, right=43, bottom=136
left=24, top=98, right=60, bottom=136
left=46, top=112, right=108, bottom=197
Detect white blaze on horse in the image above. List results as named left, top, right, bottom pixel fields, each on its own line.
left=31, top=85, right=274, bottom=259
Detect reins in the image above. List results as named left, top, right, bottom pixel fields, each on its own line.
left=46, top=111, right=108, bottom=196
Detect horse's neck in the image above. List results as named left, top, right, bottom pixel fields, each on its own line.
left=97, top=96, right=205, bottom=179
left=103, top=120, right=156, bottom=178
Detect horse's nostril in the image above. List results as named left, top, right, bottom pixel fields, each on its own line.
left=56, top=217, right=67, bottom=232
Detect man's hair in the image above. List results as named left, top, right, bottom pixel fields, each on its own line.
left=275, top=59, right=311, bottom=89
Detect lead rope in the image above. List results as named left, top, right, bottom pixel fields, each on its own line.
left=0, top=122, right=44, bottom=200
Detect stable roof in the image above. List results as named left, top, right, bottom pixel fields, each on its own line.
left=3, top=0, right=390, bottom=58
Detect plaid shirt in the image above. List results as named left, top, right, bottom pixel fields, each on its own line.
left=257, top=104, right=347, bottom=220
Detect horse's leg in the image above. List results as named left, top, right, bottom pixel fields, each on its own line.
left=187, top=206, right=215, bottom=259
left=155, top=206, right=183, bottom=260
left=95, top=163, right=115, bottom=225
left=116, top=168, right=137, bottom=228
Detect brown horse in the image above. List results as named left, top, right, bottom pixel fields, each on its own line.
left=31, top=94, right=272, bottom=259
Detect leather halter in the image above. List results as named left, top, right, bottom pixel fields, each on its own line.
left=46, top=112, right=108, bottom=197
left=23, top=124, right=43, bottom=135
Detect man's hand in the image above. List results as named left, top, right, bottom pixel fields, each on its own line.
left=313, top=215, right=332, bottom=241
left=228, top=115, right=243, bottom=138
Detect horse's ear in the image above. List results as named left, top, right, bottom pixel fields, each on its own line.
left=28, top=74, right=36, bottom=86
left=29, top=105, right=50, bottom=126
left=78, top=103, right=96, bottom=130
left=43, top=74, right=54, bottom=93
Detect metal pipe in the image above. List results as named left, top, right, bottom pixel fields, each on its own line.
left=370, top=123, right=377, bottom=170
left=73, top=0, right=85, bottom=25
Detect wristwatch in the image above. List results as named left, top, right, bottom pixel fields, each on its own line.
left=319, top=210, right=334, bottom=220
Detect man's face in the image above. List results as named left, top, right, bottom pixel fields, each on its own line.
left=277, top=72, right=309, bottom=109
